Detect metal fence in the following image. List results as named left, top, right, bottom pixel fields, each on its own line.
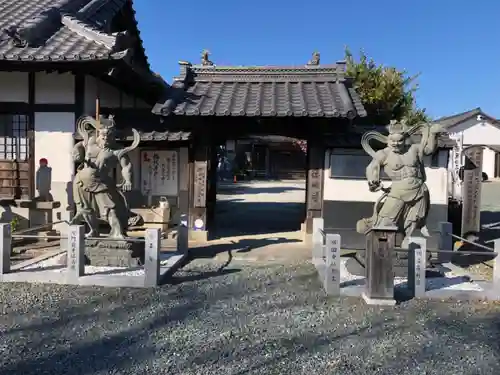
left=0, top=214, right=189, bottom=288
left=312, top=218, right=499, bottom=301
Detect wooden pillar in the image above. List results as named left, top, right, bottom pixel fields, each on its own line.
left=189, top=139, right=208, bottom=242
left=178, top=146, right=189, bottom=217
left=362, top=226, right=397, bottom=305
left=305, top=142, right=325, bottom=234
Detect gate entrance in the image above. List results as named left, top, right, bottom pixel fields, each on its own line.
left=151, top=54, right=367, bottom=242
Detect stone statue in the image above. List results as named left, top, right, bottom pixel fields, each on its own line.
left=307, top=51, right=320, bottom=66
left=35, top=157, right=52, bottom=201
left=70, top=115, right=141, bottom=239
left=356, top=120, right=444, bottom=243
left=201, top=49, right=214, bottom=66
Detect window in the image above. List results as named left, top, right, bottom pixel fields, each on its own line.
left=329, top=149, right=389, bottom=180
left=0, top=114, right=29, bottom=161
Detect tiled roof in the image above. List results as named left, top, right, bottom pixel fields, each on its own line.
left=433, top=107, right=499, bottom=129
left=0, top=0, right=147, bottom=65
left=152, top=60, right=367, bottom=119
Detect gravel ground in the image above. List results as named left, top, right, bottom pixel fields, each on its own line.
left=1, top=259, right=500, bottom=375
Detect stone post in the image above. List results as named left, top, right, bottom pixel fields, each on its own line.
left=323, top=233, right=341, bottom=296
left=362, top=226, right=398, bottom=306
left=438, top=222, right=453, bottom=263
left=0, top=223, right=12, bottom=277
left=407, top=236, right=427, bottom=298
left=144, top=228, right=161, bottom=287
left=67, top=225, right=85, bottom=283
left=177, top=214, right=189, bottom=254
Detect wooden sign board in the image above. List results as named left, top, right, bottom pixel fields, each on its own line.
left=461, top=146, right=483, bottom=235
left=141, top=150, right=179, bottom=196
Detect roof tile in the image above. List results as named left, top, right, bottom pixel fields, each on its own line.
left=0, top=0, right=136, bottom=63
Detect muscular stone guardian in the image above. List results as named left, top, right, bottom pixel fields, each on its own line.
left=356, top=120, right=444, bottom=244
left=71, top=115, right=141, bottom=239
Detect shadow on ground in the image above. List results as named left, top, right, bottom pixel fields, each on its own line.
left=451, top=210, right=500, bottom=267
left=1, top=268, right=500, bottom=374
left=217, top=184, right=305, bottom=195
left=212, top=201, right=305, bottom=239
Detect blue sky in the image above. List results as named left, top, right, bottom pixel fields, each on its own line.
left=134, top=0, right=500, bottom=119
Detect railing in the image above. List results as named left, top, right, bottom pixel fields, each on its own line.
left=312, top=218, right=499, bottom=301
left=0, top=214, right=189, bottom=288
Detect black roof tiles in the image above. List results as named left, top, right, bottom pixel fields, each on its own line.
left=0, top=0, right=145, bottom=65
left=153, top=61, right=367, bottom=119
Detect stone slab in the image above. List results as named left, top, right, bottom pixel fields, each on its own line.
left=84, top=242, right=145, bottom=267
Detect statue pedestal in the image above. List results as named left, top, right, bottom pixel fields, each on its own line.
left=362, top=226, right=398, bottom=306
left=84, top=240, right=145, bottom=267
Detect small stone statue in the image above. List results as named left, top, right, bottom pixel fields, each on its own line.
left=356, top=120, right=445, bottom=243
left=201, top=49, right=214, bottom=66
left=35, top=158, right=52, bottom=201
left=307, top=51, right=320, bottom=66
left=71, top=115, right=141, bottom=239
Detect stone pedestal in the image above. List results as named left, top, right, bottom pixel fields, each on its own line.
left=84, top=240, right=145, bottom=267
left=362, top=226, right=397, bottom=306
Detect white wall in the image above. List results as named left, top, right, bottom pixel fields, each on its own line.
left=34, top=112, right=75, bottom=233
left=84, top=76, right=150, bottom=115
left=324, top=149, right=449, bottom=205
left=0, top=72, right=28, bottom=102
left=448, top=120, right=500, bottom=178
left=35, top=73, right=74, bottom=104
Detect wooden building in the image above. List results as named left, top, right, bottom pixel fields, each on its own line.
left=152, top=53, right=368, bottom=241
left=0, top=0, right=167, bottom=232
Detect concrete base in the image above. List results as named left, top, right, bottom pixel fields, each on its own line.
left=361, top=292, right=397, bottom=306
left=1, top=251, right=187, bottom=288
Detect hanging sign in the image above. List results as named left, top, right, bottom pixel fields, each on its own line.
left=141, top=150, right=179, bottom=196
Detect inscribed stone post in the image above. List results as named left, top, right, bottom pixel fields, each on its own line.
left=323, top=233, right=341, bottom=296
left=407, top=237, right=427, bottom=298
left=438, top=222, right=453, bottom=263
left=67, top=225, right=85, bottom=282
left=0, top=223, right=11, bottom=277
left=144, top=228, right=161, bottom=287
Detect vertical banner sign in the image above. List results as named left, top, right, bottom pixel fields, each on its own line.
left=141, top=150, right=179, bottom=196
left=193, top=161, right=207, bottom=208
left=461, top=146, right=483, bottom=235
left=449, top=133, right=463, bottom=201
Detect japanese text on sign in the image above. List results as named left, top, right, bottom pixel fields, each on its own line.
left=141, top=150, right=179, bottom=196
left=69, top=230, right=77, bottom=270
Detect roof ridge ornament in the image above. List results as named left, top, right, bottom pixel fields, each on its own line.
left=306, top=51, right=320, bottom=66
left=201, top=49, right=214, bottom=66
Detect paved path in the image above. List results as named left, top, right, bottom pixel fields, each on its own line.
left=213, top=180, right=306, bottom=239
left=1, top=259, right=499, bottom=375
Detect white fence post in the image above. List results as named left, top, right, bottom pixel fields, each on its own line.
left=438, top=222, right=453, bottom=263
left=312, top=217, right=324, bottom=267
left=145, top=228, right=161, bottom=287
left=67, top=225, right=85, bottom=282
left=408, top=236, right=427, bottom=298
left=0, top=223, right=11, bottom=277
left=493, top=239, right=500, bottom=291
left=324, top=233, right=341, bottom=296
left=177, top=213, right=188, bottom=254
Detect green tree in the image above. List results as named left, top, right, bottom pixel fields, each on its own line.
left=345, top=47, right=430, bottom=126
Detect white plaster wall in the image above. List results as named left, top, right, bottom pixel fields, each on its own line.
left=448, top=120, right=500, bottom=177
left=35, top=73, right=75, bottom=104
left=0, top=72, right=28, bottom=102
left=34, top=112, right=75, bottom=233
left=324, top=149, right=449, bottom=205
left=84, top=76, right=151, bottom=114
left=483, top=147, right=495, bottom=178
